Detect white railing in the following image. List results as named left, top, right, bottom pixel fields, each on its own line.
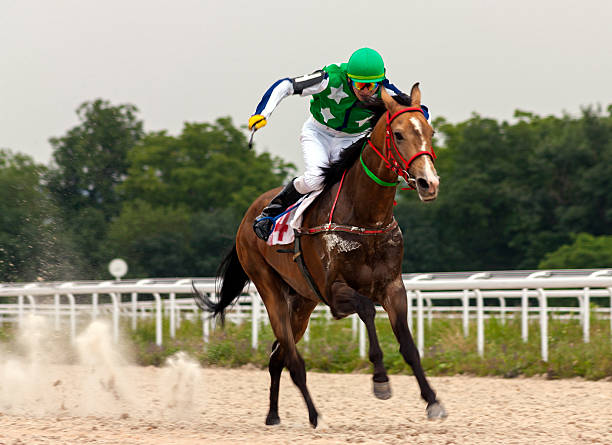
left=1, top=270, right=611, bottom=362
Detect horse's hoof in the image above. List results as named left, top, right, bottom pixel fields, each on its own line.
left=265, top=414, right=280, bottom=425
left=373, top=380, right=392, bottom=400
left=309, top=412, right=318, bottom=429
left=427, top=401, right=448, bottom=420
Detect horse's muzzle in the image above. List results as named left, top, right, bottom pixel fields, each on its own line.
left=416, top=175, right=440, bottom=202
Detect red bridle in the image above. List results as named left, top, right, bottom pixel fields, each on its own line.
left=366, top=107, right=437, bottom=188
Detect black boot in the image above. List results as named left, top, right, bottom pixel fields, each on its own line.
left=253, top=179, right=304, bottom=241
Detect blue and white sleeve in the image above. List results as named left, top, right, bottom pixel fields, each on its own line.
left=253, top=78, right=294, bottom=119
left=252, top=70, right=330, bottom=120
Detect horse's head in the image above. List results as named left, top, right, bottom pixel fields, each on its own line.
left=380, top=83, right=440, bottom=202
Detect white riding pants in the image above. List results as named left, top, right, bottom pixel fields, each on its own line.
left=293, top=116, right=367, bottom=194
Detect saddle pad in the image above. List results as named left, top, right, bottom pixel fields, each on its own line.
left=267, top=189, right=323, bottom=246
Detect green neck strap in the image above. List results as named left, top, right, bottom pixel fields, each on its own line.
left=359, top=144, right=399, bottom=187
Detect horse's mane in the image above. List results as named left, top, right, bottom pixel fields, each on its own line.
left=321, top=93, right=411, bottom=188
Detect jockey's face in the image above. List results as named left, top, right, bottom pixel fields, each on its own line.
left=350, top=79, right=380, bottom=103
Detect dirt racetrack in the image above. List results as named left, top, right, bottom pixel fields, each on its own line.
left=1, top=365, right=611, bottom=445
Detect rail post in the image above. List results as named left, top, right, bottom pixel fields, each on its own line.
left=251, top=291, right=260, bottom=350
left=466, top=273, right=489, bottom=340
left=153, top=292, right=162, bottom=346
left=133, top=279, right=152, bottom=330
left=409, top=274, right=432, bottom=357
left=537, top=288, right=548, bottom=362
left=59, top=282, right=76, bottom=342
left=524, top=271, right=550, bottom=343
left=586, top=270, right=612, bottom=343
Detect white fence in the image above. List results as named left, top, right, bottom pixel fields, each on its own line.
left=1, top=269, right=611, bottom=362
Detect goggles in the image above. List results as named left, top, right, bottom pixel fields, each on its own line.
left=351, top=80, right=380, bottom=92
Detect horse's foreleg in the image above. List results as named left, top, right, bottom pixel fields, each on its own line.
left=329, top=281, right=390, bottom=399
left=383, top=283, right=447, bottom=419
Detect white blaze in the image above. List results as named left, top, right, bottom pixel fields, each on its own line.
left=410, top=117, right=427, bottom=151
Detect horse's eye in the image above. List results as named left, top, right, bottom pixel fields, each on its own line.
left=393, top=131, right=404, bottom=141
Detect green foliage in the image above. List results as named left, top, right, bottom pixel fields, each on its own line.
left=0, top=150, right=77, bottom=281
left=397, top=105, right=612, bottom=272
left=44, top=99, right=145, bottom=278
left=120, top=117, right=294, bottom=215
left=121, top=315, right=612, bottom=380
left=107, top=116, right=294, bottom=277
left=4, top=96, right=612, bottom=280
left=539, top=233, right=612, bottom=269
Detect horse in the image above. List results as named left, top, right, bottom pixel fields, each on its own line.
left=193, top=83, right=447, bottom=428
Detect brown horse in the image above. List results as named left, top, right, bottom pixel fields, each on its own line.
left=194, top=84, right=447, bottom=428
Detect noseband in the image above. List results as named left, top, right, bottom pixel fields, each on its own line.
left=366, top=107, right=437, bottom=188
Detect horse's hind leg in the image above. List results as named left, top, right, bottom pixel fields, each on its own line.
left=248, top=265, right=319, bottom=427
left=329, top=281, right=391, bottom=399
left=383, top=282, right=447, bottom=419
left=266, top=295, right=317, bottom=426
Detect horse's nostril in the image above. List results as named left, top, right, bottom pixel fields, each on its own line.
left=417, top=178, right=429, bottom=190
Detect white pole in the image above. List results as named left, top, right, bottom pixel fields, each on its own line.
left=169, top=292, right=176, bottom=338
left=476, top=288, right=484, bottom=357
left=64, top=293, right=76, bottom=343
left=537, top=288, right=548, bottom=362
left=131, top=292, right=138, bottom=329
left=521, top=288, right=529, bottom=342
left=153, top=292, right=162, bottom=346
left=202, top=314, right=209, bottom=344
left=417, top=290, right=424, bottom=357
left=583, top=287, right=590, bottom=343
left=110, top=292, right=119, bottom=343
left=59, top=283, right=76, bottom=342
left=467, top=273, right=490, bottom=343
left=251, top=292, right=260, bottom=350
left=586, top=270, right=612, bottom=342
left=351, top=313, right=358, bottom=340
left=408, top=274, right=432, bottom=357
left=359, top=319, right=366, bottom=358
left=524, top=271, right=551, bottom=343
left=462, top=289, right=470, bottom=337
left=499, top=297, right=506, bottom=325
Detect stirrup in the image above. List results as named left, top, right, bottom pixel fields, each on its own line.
left=253, top=216, right=275, bottom=241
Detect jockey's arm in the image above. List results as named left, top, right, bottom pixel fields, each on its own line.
left=250, top=70, right=329, bottom=123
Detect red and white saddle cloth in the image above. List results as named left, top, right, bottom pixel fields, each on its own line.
left=266, top=190, right=323, bottom=246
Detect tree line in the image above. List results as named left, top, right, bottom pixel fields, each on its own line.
left=1, top=100, right=612, bottom=282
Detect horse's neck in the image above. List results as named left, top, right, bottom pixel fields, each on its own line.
left=343, top=142, right=397, bottom=226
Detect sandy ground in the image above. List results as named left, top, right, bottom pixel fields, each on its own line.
left=1, top=365, right=611, bottom=445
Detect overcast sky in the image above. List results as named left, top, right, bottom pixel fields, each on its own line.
left=2, top=0, right=612, bottom=170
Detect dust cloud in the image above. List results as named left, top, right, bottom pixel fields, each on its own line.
left=0, top=315, right=203, bottom=419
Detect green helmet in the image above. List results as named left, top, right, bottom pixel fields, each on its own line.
left=347, top=48, right=386, bottom=83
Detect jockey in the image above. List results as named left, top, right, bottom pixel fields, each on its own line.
left=248, top=47, right=429, bottom=241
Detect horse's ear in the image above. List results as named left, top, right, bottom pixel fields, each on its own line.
left=381, top=88, right=399, bottom=112
left=410, top=83, right=421, bottom=107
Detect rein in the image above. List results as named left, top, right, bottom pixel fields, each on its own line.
left=300, top=107, right=435, bottom=237
left=365, top=107, right=437, bottom=189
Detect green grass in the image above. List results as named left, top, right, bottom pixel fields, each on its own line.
left=1, top=314, right=611, bottom=380
left=124, top=313, right=612, bottom=380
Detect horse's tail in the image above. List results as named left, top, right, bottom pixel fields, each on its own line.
left=192, top=243, right=250, bottom=324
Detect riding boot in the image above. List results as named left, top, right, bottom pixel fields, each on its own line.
left=253, top=179, right=305, bottom=241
